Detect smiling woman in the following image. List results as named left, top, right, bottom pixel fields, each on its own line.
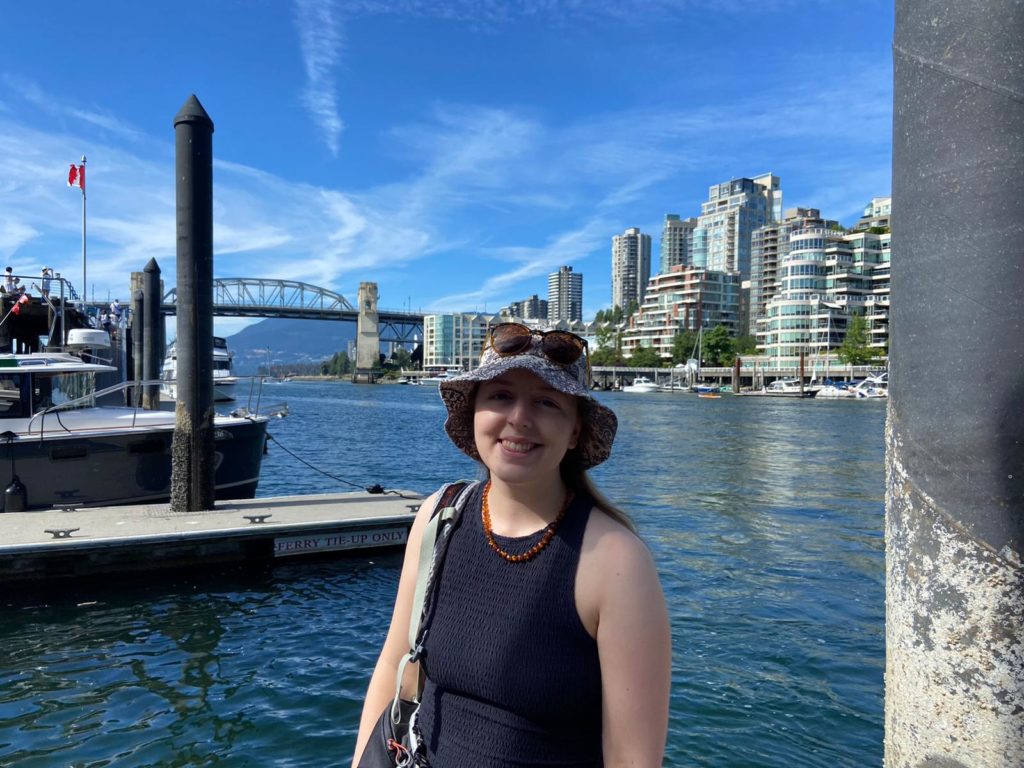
left=353, top=324, right=671, bottom=768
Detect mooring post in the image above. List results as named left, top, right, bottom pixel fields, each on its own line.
left=142, top=258, right=162, bottom=410
left=132, top=288, right=144, bottom=406
left=886, top=2, right=1024, bottom=765
left=170, top=95, right=215, bottom=512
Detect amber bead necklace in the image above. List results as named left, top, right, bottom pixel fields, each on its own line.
left=481, top=480, right=572, bottom=563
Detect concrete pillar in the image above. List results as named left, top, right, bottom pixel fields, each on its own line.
left=886, top=2, right=1024, bottom=765
left=356, top=282, right=380, bottom=374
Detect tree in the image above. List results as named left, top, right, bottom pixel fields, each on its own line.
left=837, top=315, right=875, bottom=365
left=702, top=325, right=734, bottom=366
left=390, top=346, right=413, bottom=369
left=734, top=334, right=759, bottom=356
left=671, top=330, right=698, bottom=364
left=628, top=345, right=661, bottom=368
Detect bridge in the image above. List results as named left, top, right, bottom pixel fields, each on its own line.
left=160, top=278, right=423, bottom=344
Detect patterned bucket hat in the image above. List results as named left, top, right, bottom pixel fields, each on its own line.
left=438, top=327, right=617, bottom=469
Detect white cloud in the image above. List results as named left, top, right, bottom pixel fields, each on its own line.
left=293, top=0, right=345, bottom=156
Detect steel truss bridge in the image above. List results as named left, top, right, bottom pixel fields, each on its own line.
left=161, top=278, right=423, bottom=343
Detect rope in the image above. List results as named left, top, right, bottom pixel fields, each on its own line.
left=265, top=431, right=419, bottom=499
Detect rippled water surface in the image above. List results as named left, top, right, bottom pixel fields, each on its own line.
left=0, top=382, right=886, bottom=767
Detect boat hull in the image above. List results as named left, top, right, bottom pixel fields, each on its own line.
left=1, top=416, right=268, bottom=511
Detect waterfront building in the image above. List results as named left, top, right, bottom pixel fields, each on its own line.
left=547, top=266, right=583, bottom=323
left=500, top=294, right=548, bottom=321
left=422, top=313, right=500, bottom=371
left=749, top=208, right=836, bottom=336
left=691, top=174, right=782, bottom=278
left=852, top=196, right=892, bottom=232
left=757, top=217, right=891, bottom=365
left=611, top=227, right=651, bottom=311
left=621, top=265, right=741, bottom=360
left=659, top=214, right=697, bottom=274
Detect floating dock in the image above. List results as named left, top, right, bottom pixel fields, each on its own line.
left=0, top=491, right=423, bottom=585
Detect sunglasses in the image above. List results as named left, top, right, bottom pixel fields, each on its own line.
left=486, top=323, right=590, bottom=371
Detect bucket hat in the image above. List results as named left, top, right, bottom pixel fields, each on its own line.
left=438, top=328, right=617, bottom=469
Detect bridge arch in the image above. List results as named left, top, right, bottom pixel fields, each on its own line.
left=162, top=277, right=355, bottom=319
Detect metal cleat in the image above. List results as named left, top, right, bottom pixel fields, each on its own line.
left=243, top=514, right=272, bottom=524
left=44, top=528, right=80, bottom=539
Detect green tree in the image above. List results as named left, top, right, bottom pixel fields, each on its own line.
left=390, top=346, right=413, bottom=369
left=734, top=334, right=759, bottom=356
left=628, top=345, right=661, bottom=368
left=671, top=330, right=698, bottom=364
left=837, top=315, right=875, bottom=365
left=702, top=325, right=735, bottom=366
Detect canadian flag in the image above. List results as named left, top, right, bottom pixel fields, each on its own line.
left=67, top=163, right=85, bottom=190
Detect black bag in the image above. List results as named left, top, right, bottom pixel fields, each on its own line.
left=358, top=698, right=418, bottom=768
left=356, top=481, right=474, bottom=768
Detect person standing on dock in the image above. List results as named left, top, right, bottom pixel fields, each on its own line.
left=354, top=323, right=671, bottom=768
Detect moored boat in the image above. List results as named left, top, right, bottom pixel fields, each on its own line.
left=0, top=342, right=269, bottom=511
left=162, top=336, right=238, bottom=402
left=622, top=375, right=660, bottom=393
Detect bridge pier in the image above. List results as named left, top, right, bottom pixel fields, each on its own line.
left=354, top=282, right=380, bottom=382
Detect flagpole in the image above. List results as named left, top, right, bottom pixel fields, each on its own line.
left=80, top=155, right=87, bottom=305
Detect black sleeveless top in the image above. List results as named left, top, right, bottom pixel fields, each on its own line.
left=417, top=484, right=603, bottom=767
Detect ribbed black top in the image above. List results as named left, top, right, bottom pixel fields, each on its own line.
left=417, top=484, right=603, bottom=767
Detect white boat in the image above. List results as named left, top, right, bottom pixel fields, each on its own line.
left=850, top=371, right=888, bottom=398
left=0, top=341, right=269, bottom=511
left=420, top=369, right=461, bottom=385
left=622, top=375, right=660, bottom=393
left=162, top=336, right=238, bottom=402
left=758, top=379, right=818, bottom=398
left=816, top=380, right=858, bottom=399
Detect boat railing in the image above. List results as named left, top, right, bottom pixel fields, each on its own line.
left=31, top=377, right=287, bottom=432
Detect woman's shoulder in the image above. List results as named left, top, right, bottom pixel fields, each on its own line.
left=581, top=505, right=656, bottom=579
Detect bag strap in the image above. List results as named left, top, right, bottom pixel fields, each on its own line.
left=390, top=480, right=477, bottom=723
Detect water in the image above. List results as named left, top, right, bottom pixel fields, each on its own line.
left=0, top=382, right=886, bottom=767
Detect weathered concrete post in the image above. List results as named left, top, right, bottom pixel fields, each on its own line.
left=170, top=95, right=215, bottom=512
left=142, top=258, right=162, bottom=410
left=886, top=2, right=1024, bottom=765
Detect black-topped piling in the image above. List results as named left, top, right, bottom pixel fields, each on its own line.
left=142, top=258, right=162, bottom=410
left=886, top=1, right=1024, bottom=764
left=170, top=95, right=215, bottom=512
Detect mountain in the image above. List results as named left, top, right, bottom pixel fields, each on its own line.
left=225, top=318, right=356, bottom=374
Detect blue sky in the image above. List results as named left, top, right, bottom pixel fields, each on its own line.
left=0, top=0, right=893, bottom=336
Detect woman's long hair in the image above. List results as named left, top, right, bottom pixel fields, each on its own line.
left=559, top=409, right=636, bottom=534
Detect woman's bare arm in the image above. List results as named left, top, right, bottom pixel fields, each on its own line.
left=351, top=490, right=441, bottom=767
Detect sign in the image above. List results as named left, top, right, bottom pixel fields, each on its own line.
left=273, top=527, right=408, bottom=558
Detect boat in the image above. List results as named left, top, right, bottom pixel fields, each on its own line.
left=0, top=336, right=270, bottom=511
left=697, top=393, right=722, bottom=399
left=755, top=379, right=818, bottom=398
left=161, top=336, right=238, bottom=402
left=816, top=379, right=858, bottom=399
left=850, top=371, right=888, bottom=398
left=420, top=369, right=462, bottom=385
left=693, top=383, right=720, bottom=394
left=622, top=375, right=660, bottom=393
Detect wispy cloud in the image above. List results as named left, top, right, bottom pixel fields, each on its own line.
left=293, top=0, right=344, bottom=156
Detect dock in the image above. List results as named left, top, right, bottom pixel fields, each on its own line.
left=0, top=491, right=424, bottom=585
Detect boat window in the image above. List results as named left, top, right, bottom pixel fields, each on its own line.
left=36, top=372, right=95, bottom=411
left=0, top=374, right=25, bottom=417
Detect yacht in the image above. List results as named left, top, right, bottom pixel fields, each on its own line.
left=0, top=333, right=269, bottom=511
left=162, top=336, right=238, bottom=402
left=757, top=379, right=818, bottom=398
left=816, top=380, right=858, bottom=399
left=850, top=371, right=888, bottom=398
left=419, top=369, right=461, bottom=385
left=622, top=375, right=660, bottom=393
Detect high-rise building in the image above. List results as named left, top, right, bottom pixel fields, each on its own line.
left=547, top=266, right=583, bottom=323
left=659, top=214, right=697, bottom=274
left=611, top=227, right=651, bottom=311
left=691, top=174, right=782, bottom=277
left=621, top=265, right=741, bottom=359
left=501, top=294, right=548, bottom=321
left=423, top=313, right=500, bottom=370
left=749, top=208, right=833, bottom=335
left=852, top=196, right=892, bottom=232
left=756, top=209, right=891, bottom=365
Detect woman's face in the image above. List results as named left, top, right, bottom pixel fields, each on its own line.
left=473, top=368, right=581, bottom=487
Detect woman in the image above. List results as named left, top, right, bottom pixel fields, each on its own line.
left=354, top=324, right=671, bottom=767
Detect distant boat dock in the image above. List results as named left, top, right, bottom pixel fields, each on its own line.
left=0, top=491, right=422, bottom=585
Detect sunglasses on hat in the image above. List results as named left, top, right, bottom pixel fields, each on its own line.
left=485, top=324, right=591, bottom=386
